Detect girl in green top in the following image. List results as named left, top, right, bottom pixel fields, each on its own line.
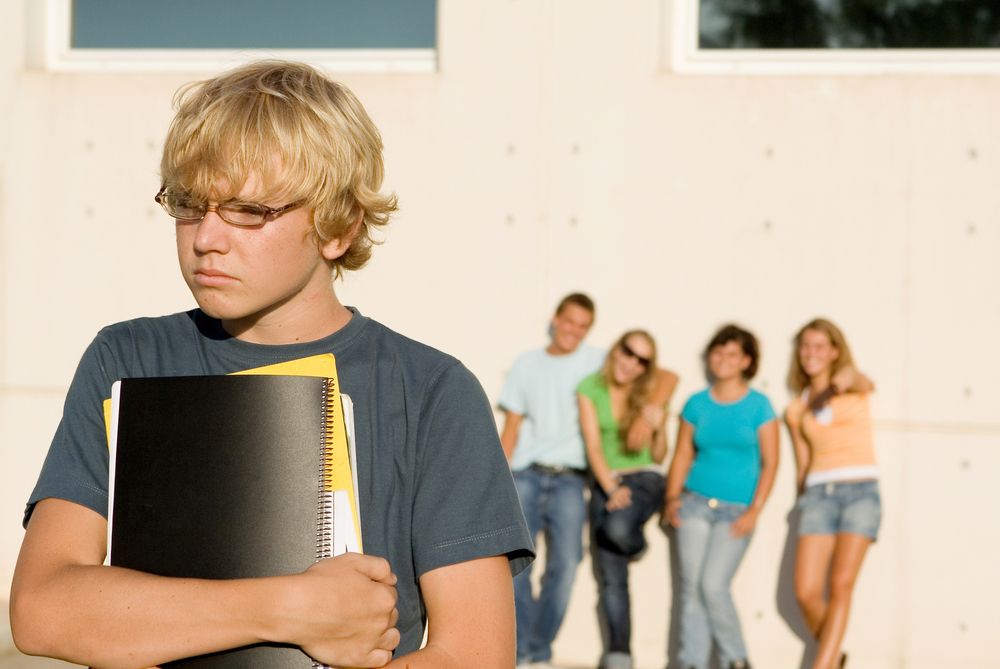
left=578, top=330, right=676, bottom=669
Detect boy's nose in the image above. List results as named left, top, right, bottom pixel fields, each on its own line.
left=192, top=209, right=232, bottom=253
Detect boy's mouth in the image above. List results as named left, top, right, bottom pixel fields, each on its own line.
left=193, top=268, right=237, bottom=286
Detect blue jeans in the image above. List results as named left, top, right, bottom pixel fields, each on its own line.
left=590, top=471, right=665, bottom=668
left=513, top=467, right=587, bottom=664
left=675, top=491, right=752, bottom=669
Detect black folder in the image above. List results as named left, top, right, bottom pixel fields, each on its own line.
left=108, top=375, right=346, bottom=668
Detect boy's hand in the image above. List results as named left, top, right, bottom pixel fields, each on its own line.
left=276, top=553, right=400, bottom=667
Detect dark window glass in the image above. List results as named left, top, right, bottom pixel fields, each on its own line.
left=71, top=0, right=436, bottom=50
left=699, top=0, right=1000, bottom=49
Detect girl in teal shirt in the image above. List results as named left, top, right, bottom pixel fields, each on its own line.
left=664, top=324, right=779, bottom=669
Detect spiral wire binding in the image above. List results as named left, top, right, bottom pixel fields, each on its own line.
left=313, top=377, right=338, bottom=669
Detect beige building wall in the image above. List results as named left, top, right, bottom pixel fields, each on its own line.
left=1, top=1, right=997, bottom=667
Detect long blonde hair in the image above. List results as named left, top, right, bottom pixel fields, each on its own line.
left=787, top=318, right=857, bottom=393
left=600, top=330, right=658, bottom=442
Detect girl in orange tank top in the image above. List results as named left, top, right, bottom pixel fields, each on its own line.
left=785, top=318, right=880, bottom=669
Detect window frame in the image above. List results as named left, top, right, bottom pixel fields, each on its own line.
left=28, top=0, right=437, bottom=73
left=665, top=0, right=1000, bottom=75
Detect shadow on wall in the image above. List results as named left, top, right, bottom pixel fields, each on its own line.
left=775, top=508, right=816, bottom=669
left=664, top=524, right=683, bottom=669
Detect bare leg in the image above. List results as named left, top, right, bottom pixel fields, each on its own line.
left=794, top=534, right=836, bottom=636
left=812, top=533, right=871, bottom=669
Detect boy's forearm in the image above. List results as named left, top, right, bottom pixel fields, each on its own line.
left=383, top=642, right=512, bottom=669
left=384, top=646, right=454, bottom=668
left=389, top=557, right=514, bottom=669
left=15, top=560, right=397, bottom=669
left=648, top=368, right=679, bottom=407
left=12, top=500, right=398, bottom=669
left=12, top=563, right=277, bottom=669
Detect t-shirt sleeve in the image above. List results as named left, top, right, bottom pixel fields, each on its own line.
left=24, top=331, right=123, bottom=527
left=497, top=355, right=528, bottom=416
left=680, top=393, right=699, bottom=426
left=576, top=372, right=600, bottom=401
left=411, top=362, right=534, bottom=579
left=755, top=392, right=778, bottom=428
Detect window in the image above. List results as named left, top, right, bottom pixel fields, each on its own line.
left=30, top=0, right=437, bottom=73
left=667, top=0, right=1000, bottom=74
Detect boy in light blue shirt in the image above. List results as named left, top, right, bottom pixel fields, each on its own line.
left=500, top=293, right=601, bottom=668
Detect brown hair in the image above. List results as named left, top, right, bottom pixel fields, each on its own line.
left=555, top=292, right=596, bottom=318
left=160, top=60, right=398, bottom=277
left=704, top=324, right=761, bottom=380
left=600, top=330, right=658, bottom=443
left=787, top=318, right=857, bottom=393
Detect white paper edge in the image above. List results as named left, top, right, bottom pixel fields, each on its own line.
left=104, top=380, right=122, bottom=566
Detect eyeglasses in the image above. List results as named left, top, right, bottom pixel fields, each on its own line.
left=620, top=342, right=651, bottom=369
left=154, top=187, right=302, bottom=227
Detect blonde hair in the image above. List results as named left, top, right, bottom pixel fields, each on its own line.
left=600, top=330, right=658, bottom=443
left=787, top=318, right=857, bottom=393
left=160, top=60, right=398, bottom=277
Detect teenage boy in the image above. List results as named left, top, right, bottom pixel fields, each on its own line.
left=500, top=293, right=603, bottom=668
left=11, top=61, right=531, bottom=669
left=500, top=295, right=677, bottom=668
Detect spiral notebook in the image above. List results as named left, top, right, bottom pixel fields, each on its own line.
left=107, top=372, right=360, bottom=668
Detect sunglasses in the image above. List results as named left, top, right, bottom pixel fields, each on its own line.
left=620, top=342, right=651, bottom=369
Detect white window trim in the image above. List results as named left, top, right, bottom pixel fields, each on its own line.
left=666, top=0, right=1000, bottom=75
left=28, top=0, right=436, bottom=74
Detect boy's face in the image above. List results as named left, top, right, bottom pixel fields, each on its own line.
left=549, top=303, right=594, bottom=355
left=174, top=174, right=349, bottom=342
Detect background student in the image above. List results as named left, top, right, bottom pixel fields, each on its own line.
left=785, top=318, right=879, bottom=669
left=577, top=330, right=677, bottom=669
left=664, top=324, right=779, bottom=669
left=500, top=293, right=604, bottom=669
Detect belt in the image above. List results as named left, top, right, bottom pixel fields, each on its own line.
left=528, top=463, right=587, bottom=477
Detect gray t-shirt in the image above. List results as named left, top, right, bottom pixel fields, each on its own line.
left=26, top=307, right=533, bottom=656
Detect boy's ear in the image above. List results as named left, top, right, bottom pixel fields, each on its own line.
left=320, top=235, right=352, bottom=261
left=320, top=211, right=363, bottom=261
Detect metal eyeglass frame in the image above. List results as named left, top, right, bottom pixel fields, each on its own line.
left=154, top=186, right=302, bottom=226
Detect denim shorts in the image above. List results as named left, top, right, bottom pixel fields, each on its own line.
left=797, top=479, right=882, bottom=541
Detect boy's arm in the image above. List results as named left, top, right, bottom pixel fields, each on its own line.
left=626, top=368, right=679, bottom=450
left=10, top=499, right=399, bottom=669
left=383, top=555, right=514, bottom=668
left=499, top=410, right=523, bottom=461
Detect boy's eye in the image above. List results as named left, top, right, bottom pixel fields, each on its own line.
left=168, top=194, right=205, bottom=215
left=223, top=203, right=266, bottom=216
left=220, top=202, right=268, bottom=224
